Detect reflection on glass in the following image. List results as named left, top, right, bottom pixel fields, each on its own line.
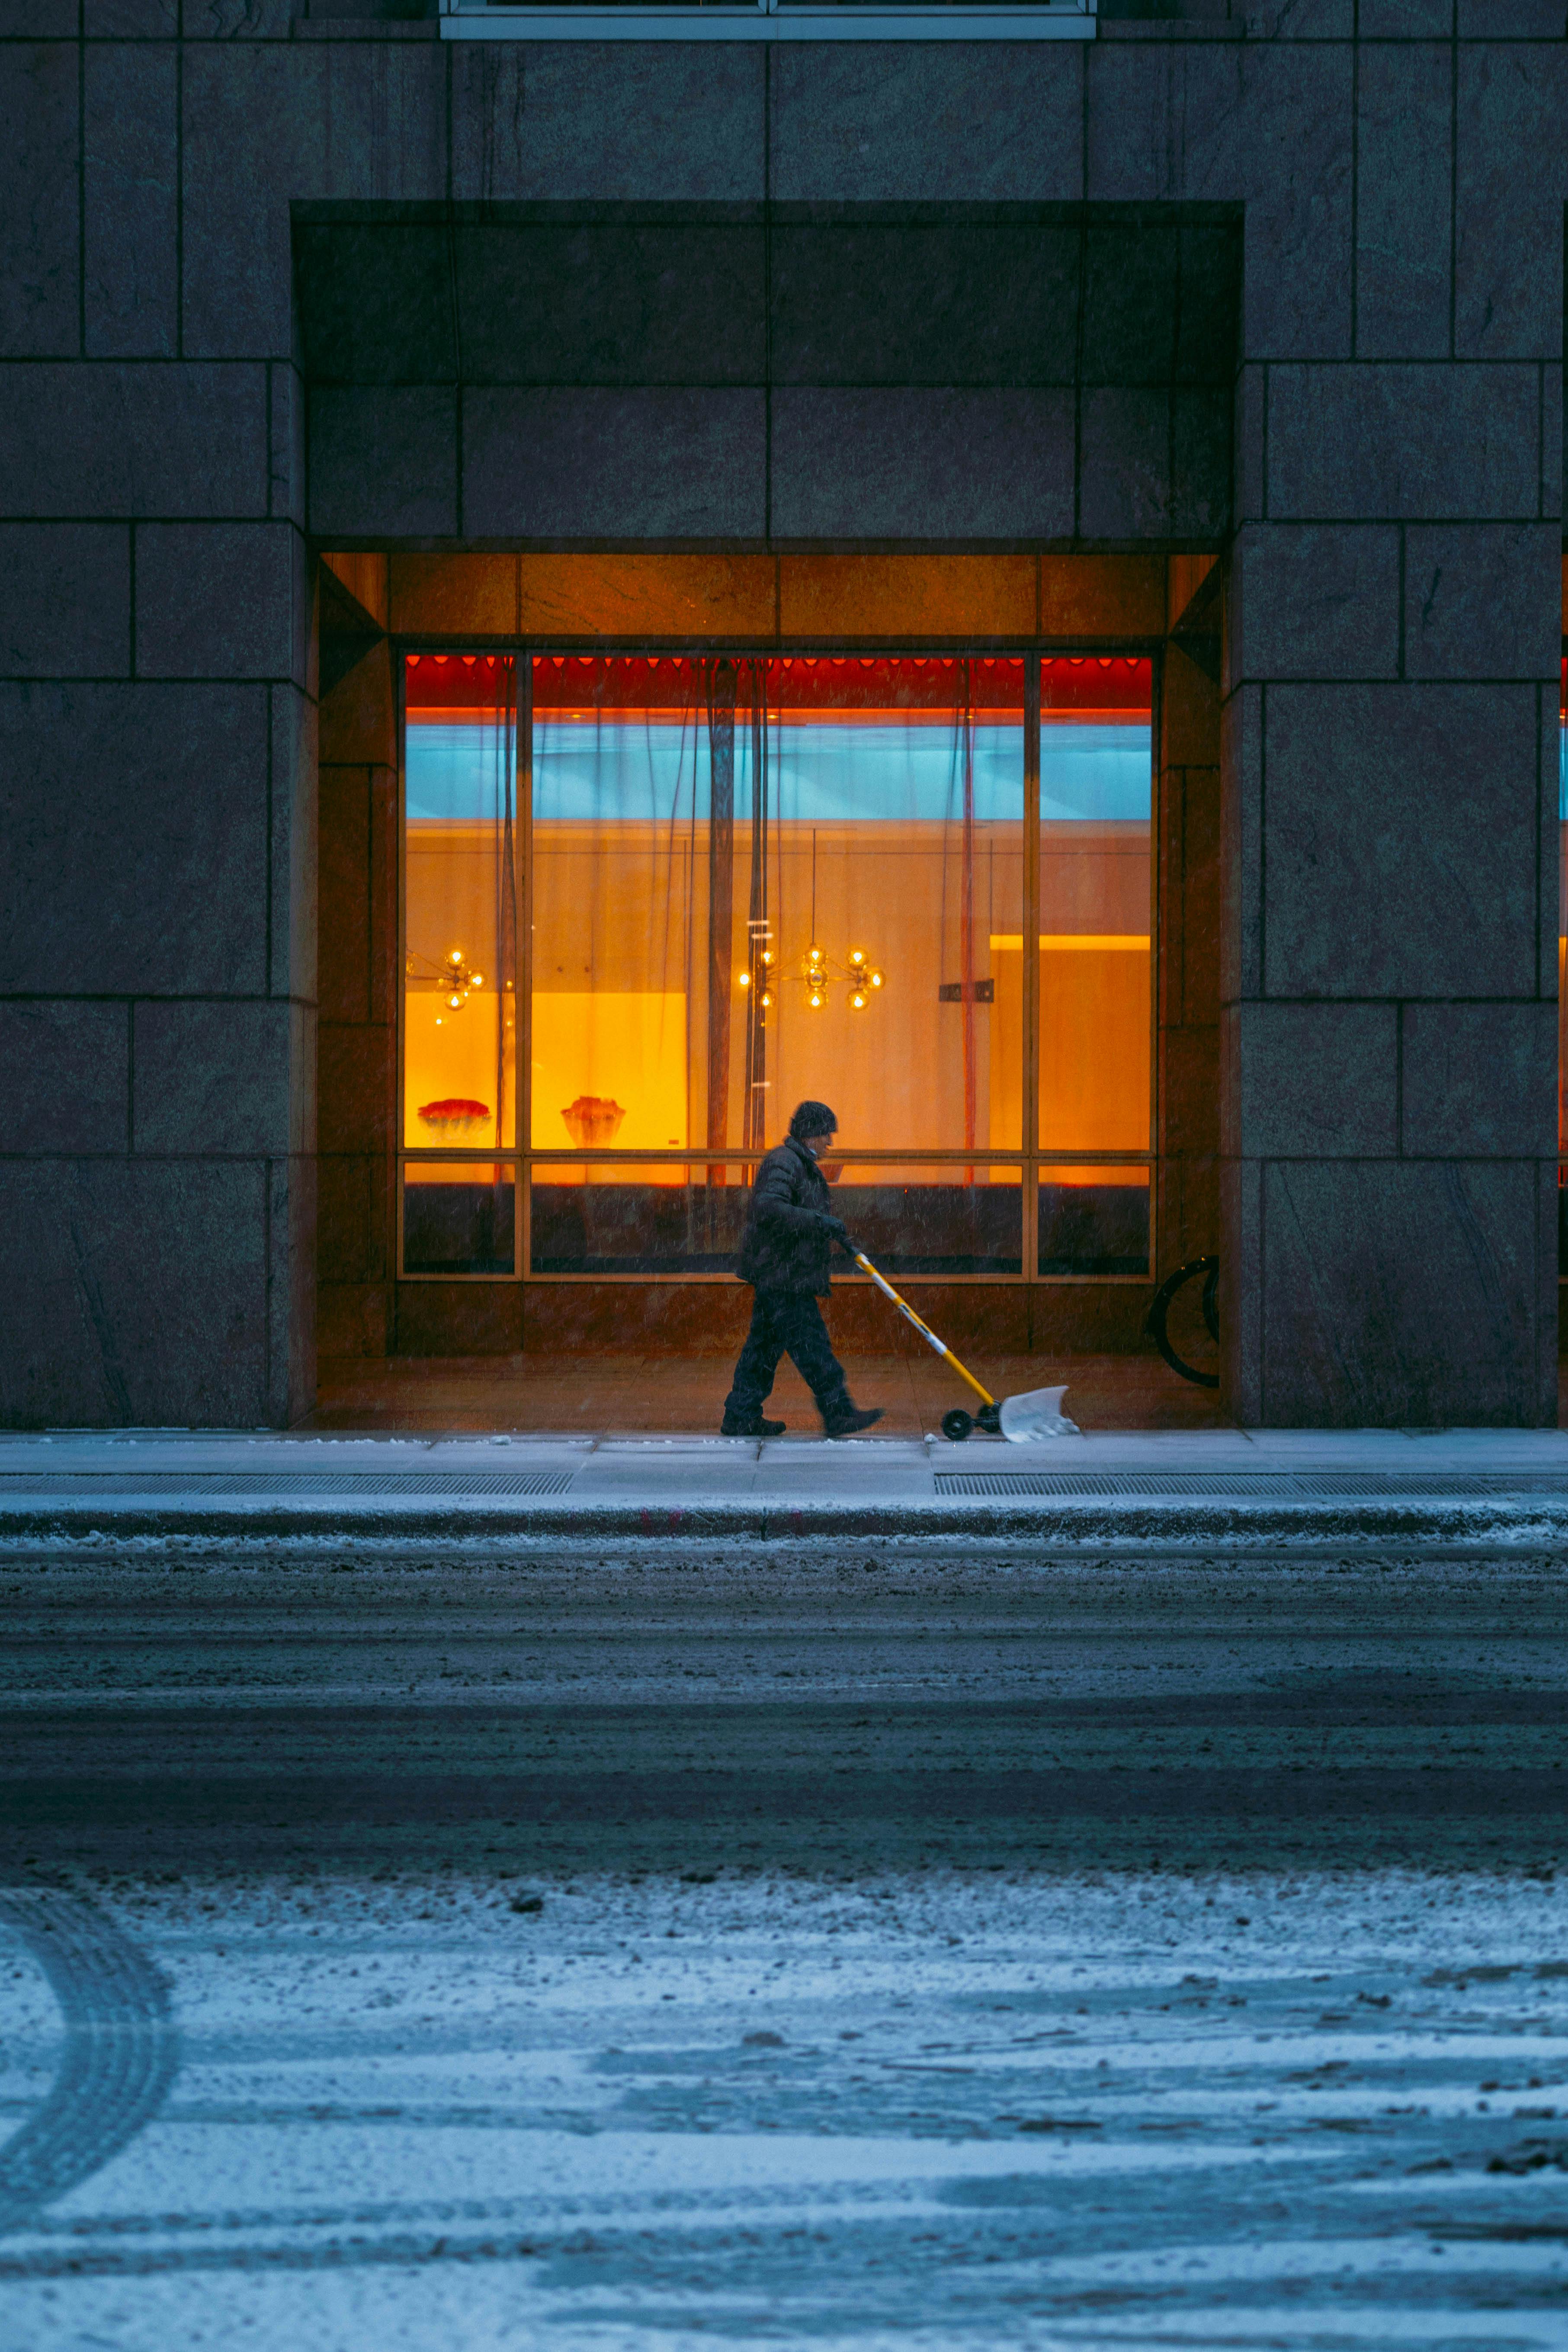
left=404, top=656, right=519, bottom=1152
left=824, top=1162, right=1022, bottom=1276
left=1558, top=655, right=1566, bottom=1272
left=404, top=1162, right=516, bottom=1275
left=531, top=1164, right=753, bottom=1275
left=529, top=1159, right=1022, bottom=1277
left=1037, top=658, right=1153, bottom=1153
left=1039, top=1165, right=1149, bottom=1277
left=530, top=656, right=1025, bottom=1164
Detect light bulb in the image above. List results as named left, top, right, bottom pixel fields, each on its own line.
left=449, top=949, right=464, bottom=965
left=470, top=973, right=482, bottom=988
left=435, top=1016, right=443, bottom=1026
left=448, top=992, right=462, bottom=1009
left=849, top=948, right=865, bottom=966
left=808, top=944, right=824, bottom=964
left=869, top=970, right=884, bottom=988
left=759, top=991, right=773, bottom=1009
left=737, top=971, right=750, bottom=988
left=808, top=991, right=823, bottom=1010
left=760, top=950, right=774, bottom=967
left=850, top=991, right=866, bottom=1010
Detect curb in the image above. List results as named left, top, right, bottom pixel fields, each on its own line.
left=5, top=1498, right=1568, bottom=1545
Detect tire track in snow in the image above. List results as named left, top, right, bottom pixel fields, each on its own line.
left=0, top=1885, right=179, bottom=2231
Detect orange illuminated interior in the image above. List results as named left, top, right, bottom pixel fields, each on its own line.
left=404, top=652, right=1153, bottom=1192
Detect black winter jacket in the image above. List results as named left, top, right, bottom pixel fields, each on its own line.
left=736, top=1137, right=838, bottom=1294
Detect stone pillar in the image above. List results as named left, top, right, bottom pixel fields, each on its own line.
left=316, top=578, right=397, bottom=1366
left=1222, top=369, right=1561, bottom=1425
left=0, top=374, right=317, bottom=1426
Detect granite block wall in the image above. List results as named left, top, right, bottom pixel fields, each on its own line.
left=1217, top=15, right=1565, bottom=1422
left=297, top=196, right=1239, bottom=552
left=0, top=3, right=1562, bottom=1425
left=0, top=36, right=321, bottom=1423
left=316, top=562, right=396, bottom=1361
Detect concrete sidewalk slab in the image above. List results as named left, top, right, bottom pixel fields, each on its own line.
left=302, top=1351, right=1235, bottom=1440
left=4, top=1427, right=1568, bottom=1546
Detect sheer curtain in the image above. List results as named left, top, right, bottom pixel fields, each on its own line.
left=527, top=655, right=1025, bottom=1274
left=529, top=655, right=709, bottom=1163
left=400, top=651, right=1157, bottom=1280
left=529, top=656, right=741, bottom=1271
left=401, top=655, right=519, bottom=1274
left=757, top=656, right=1025, bottom=1165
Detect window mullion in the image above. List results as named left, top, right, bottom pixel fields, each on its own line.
left=519, top=653, right=534, bottom=1280
left=1023, top=652, right=1042, bottom=1286
left=396, top=653, right=409, bottom=1283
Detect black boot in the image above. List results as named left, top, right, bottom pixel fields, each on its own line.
left=721, top=1413, right=786, bottom=1437
left=824, top=1406, right=883, bottom=1439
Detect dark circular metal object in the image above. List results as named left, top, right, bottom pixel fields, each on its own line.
left=1146, top=1255, right=1222, bottom=1389
left=941, top=1409, right=974, bottom=1442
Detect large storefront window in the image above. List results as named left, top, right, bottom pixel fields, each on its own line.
left=400, top=650, right=1153, bottom=1280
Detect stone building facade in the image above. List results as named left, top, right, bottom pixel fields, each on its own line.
left=1, top=0, right=1563, bottom=1428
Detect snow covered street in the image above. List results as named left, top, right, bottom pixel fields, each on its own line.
left=1, top=1543, right=1565, bottom=2346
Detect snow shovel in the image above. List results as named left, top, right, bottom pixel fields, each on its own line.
left=840, top=1239, right=1080, bottom=1443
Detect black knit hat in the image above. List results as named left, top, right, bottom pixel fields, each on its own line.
left=789, top=1100, right=838, bottom=1140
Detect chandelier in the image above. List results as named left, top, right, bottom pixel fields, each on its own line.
left=405, top=946, right=485, bottom=1026
left=734, top=941, right=885, bottom=1015
left=801, top=941, right=885, bottom=1013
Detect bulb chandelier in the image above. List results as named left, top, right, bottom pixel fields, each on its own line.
left=406, top=945, right=485, bottom=1026
left=802, top=940, right=885, bottom=1013
left=734, top=940, right=883, bottom=1014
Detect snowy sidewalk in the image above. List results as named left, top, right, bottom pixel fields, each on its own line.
left=5, top=1425, right=1568, bottom=1543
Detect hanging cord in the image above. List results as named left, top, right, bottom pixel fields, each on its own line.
left=743, top=662, right=770, bottom=1153
left=495, top=657, right=519, bottom=1248
left=960, top=660, right=977, bottom=1180
left=650, top=658, right=691, bottom=1137
left=705, top=658, right=736, bottom=1180
left=673, top=663, right=698, bottom=1215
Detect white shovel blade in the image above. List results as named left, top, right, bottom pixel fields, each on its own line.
left=998, top=1384, right=1080, bottom=1442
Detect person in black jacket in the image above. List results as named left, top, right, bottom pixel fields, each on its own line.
left=721, top=1101, right=884, bottom=1439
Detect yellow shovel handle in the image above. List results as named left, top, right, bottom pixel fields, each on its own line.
left=850, top=1249, right=997, bottom=1410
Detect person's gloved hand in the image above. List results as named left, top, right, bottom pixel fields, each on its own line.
left=819, top=1215, right=852, bottom=1245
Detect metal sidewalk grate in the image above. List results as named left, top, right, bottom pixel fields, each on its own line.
left=933, top=1469, right=1568, bottom=1501
left=0, top=1470, right=577, bottom=1499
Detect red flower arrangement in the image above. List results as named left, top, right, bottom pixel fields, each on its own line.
left=417, top=1098, right=491, bottom=1136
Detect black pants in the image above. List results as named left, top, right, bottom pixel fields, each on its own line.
left=725, top=1290, right=851, bottom=1427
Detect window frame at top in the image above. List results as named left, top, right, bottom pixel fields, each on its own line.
left=438, top=0, right=1095, bottom=41
left=397, top=640, right=1158, bottom=1284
